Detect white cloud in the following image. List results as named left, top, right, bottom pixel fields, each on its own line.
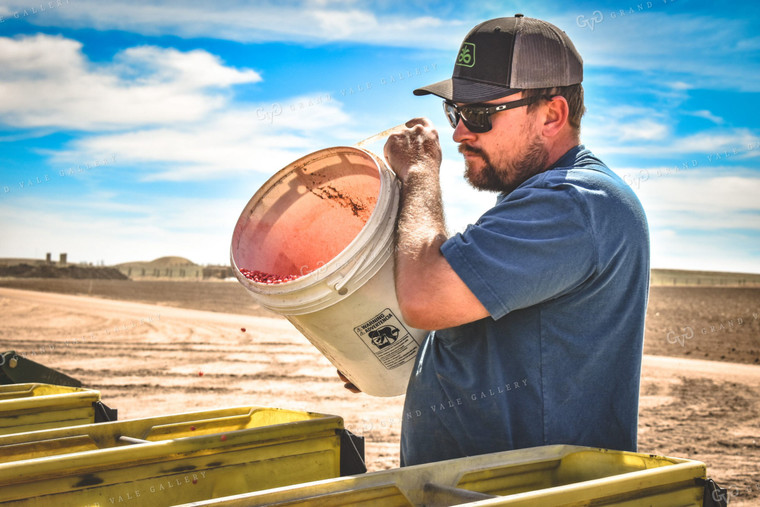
left=49, top=93, right=351, bottom=181
left=0, top=33, right=372, bottom=182
left=585, top=101, right=759, bottom=159
left=113, top=46, right=258, bottom=89
left=572, top=11, right=760, bottom=91
left=10, top=0, right=464, bottom=49
left=0, top=34, right=261, bottom=130
left=582, top=104, right=671, bottom=147
left=688, top=110, right=724, bottom=125
left=582, top=76, right=759, bottom=164
left=310, top=9, right=378, bottom=40
left=605, top=167, right=760, bottom=273
left=677, top=132, right=760, bottom=159
left=615, top=168, right=760, bottom=229
left=618, top=118, right=670, bottom=142
left=668, top=81, right=693, bottom=91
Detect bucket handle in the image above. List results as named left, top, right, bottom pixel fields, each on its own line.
left=331, top=239, right=390, bottom=295
left=354, top=123, right=408, bottom=149
left=331, top=253, right=372, bottom=294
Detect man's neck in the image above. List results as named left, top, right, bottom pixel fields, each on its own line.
left=544, top=135, right=581, bottom=170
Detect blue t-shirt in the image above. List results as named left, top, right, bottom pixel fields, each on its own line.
left=400, top=145, right=650, bottom=466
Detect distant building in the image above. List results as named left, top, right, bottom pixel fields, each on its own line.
left=113, top=256, right=233, bottom=280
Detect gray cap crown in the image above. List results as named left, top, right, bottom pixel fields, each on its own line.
left=414, top=15, right=583, bottom=103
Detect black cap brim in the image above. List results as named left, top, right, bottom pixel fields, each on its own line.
left=413, top=77, right=521, bottom=104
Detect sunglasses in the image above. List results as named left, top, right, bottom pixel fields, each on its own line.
left=443, top=95, right=546, bottom=133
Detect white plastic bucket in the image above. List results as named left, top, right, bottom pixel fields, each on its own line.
left=230, top=146, right=426, bottom=397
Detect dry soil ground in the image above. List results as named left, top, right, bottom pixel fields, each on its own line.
left=0, top=280, right=758, bottom=505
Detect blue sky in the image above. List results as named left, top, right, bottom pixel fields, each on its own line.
left=1, top=0, right=758, bottom=273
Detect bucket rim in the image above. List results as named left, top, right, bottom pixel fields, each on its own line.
left=229, top=145, right=399, bottom=299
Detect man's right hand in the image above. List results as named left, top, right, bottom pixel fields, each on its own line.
left=337, top=370, right=362, bottom=394
left=383, top=118, right=442, bottom=184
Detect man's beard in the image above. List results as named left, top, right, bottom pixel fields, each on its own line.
left=460, top=134, right=549, bottom=193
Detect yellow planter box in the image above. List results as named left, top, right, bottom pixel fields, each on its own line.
left=0, top=406, right=344, bottom=506
left=175, top=445, right=708, bottom=507
left=0, top=383, right=100, bottom=435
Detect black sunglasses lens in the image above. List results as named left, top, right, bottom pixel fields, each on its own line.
left=443, top=102, right=491, bottom=132
left=443, top=101, right=459, bottom=129
left=460, top=107, right=490, bottom=133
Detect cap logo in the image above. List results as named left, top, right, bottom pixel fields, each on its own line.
left=456, top=42, right=475, bottom=68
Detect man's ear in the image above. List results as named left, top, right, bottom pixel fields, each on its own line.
left=541, top=96, right=569, bottom=138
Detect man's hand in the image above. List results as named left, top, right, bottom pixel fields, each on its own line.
left=337, top=370, right=361, bottom=394
left=383, top=118, right=442, bottom=183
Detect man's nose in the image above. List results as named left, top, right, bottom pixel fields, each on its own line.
left=452, top=118, right=476, bottom=143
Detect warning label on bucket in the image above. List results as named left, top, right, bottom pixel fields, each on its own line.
left=354, top=309, right=419, bottom=370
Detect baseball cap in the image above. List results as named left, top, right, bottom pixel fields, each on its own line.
left=414, top=14, right=583, bottom=104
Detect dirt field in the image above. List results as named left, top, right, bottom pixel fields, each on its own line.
left=0, top=280, right=758, bottom=505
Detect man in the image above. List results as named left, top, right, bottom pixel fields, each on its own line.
left=382, top=15, right=650, bottom=466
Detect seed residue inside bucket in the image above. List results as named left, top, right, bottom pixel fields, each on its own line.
left=240, top=268, right=300, bottom=284
left=310, top=185, right=374, bottom=222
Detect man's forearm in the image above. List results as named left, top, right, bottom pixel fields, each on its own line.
left=385, top=118, right=489, bottom=329
left=394, top=167, right=449, bottom=325
left=395, top=167, right=448, bottom=263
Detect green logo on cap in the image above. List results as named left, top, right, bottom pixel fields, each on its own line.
left=456, top=42, right=475, bottom=68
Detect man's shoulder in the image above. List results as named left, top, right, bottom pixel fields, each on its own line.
left=493, top=145, right=642, bottom=220
left=548, top=146, right=610, bottom=176
left=503, top=148, right=643, bottom=223
left=535, top=146, right=626, bottom=193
